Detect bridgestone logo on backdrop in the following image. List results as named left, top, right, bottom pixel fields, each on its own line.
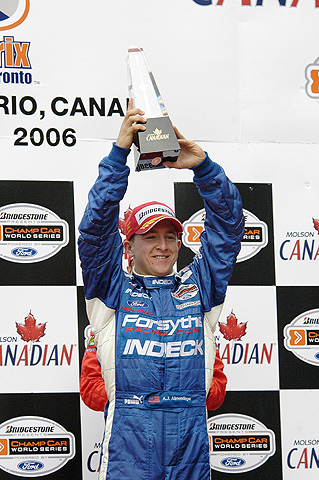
left=0, top=213, right=47, bottom=220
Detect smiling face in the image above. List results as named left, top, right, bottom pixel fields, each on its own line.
left=124, top=219, right=181, bottom=277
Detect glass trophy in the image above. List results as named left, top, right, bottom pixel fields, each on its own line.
left=127, top=47, right=180, bottom=172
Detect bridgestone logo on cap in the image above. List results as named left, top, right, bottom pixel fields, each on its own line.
left=136, top=205, right=175, bottom=225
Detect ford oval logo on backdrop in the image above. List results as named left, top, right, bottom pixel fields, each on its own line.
left=221, top=457, right=246, bottom=468
left=18, top=461, right=44, bottom=471
left=12, top=247, right=37, bottom=257
left=127, top=300, right=149, bottom=308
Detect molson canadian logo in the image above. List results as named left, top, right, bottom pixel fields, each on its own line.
left=0, top=203, right=69, bottom=263
left=287, top=438, right=319, bottom=471
left=0, top=312, right=75, bottom=368
left=0, top=416, right=75, bottom=477
left=146, top=128, right=169, bottom=142
left=182, top=208, right=268, bottom=262
left=207, top=413, right=276, bottom=473
left=279, top=218, right=319, bottom=261
left=284, top=308, right=319, bottom=366
left=217, top=310, right=274, bottom=365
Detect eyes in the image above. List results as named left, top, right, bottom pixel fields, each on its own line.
left=144, top=233, right=177, bottom=241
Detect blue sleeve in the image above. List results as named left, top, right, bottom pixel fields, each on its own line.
left=78, top=143, right=130, bottom=307
left=190, top=154, right=245, bottom=310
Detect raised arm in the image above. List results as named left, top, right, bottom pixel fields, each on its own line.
left=78, top=101, right=148, bottom=304
left=191, top=153, right=244, bottom=310
left=78, top=145, right=129, bottom=304
left=164, top=127, right=244, bottom=310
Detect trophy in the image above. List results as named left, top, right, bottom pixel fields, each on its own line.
left=127, top=47, right=180, bottom=172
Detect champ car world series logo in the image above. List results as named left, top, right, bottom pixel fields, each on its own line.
left=0, top=1, right=30, bottom=30
left=0, top=416, right=75, bottom=477
left=0, top=203, right=69, bottom=263
left=182, top=208, right=268, bottom=262
left=284, top=308, right=319, bottom=366
left=207, top=413, right=276, bottom=473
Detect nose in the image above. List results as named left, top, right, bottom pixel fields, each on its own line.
left=156, top=235, right=168, bottom=250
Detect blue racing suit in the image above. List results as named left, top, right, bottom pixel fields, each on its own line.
left=78, top=143, right=244, bottom=480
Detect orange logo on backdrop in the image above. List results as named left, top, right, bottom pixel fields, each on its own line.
left=310, top=69, right=319, bottom=94
left=186, top=225, right=204, bottom=242
left=289, top=329, right=306, bottom=346
left=0, top=439, right=8, bottom=455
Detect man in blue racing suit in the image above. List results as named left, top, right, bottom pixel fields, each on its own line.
left=78, top=100, right=244, bottom=480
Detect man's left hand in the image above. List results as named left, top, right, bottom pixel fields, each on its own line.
left=160, top=127, right=206, bottom=170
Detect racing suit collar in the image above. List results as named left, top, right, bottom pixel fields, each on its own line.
left=132, top=269, right=176, bottom=289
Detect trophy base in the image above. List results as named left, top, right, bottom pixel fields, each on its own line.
left=133, top=116, right=180, bottom=172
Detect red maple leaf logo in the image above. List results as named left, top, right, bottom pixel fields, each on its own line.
left=16, top=311, right=47, bottom=342
left=313, top=218, right=319, bottom=235
left=218, top=311, right=247, bottom=341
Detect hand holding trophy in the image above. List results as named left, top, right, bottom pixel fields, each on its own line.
left=127, top=47, right=180, bottom=172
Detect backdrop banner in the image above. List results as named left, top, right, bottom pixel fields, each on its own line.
left=1, top=1, right=319, bottom=479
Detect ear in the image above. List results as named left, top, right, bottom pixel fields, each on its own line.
left=177, top=238, right=181, bottom=251
left=123, top=239, right=134, bottom=257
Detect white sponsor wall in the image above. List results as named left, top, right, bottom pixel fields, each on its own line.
left=1, top=1, right=319, bottom=478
